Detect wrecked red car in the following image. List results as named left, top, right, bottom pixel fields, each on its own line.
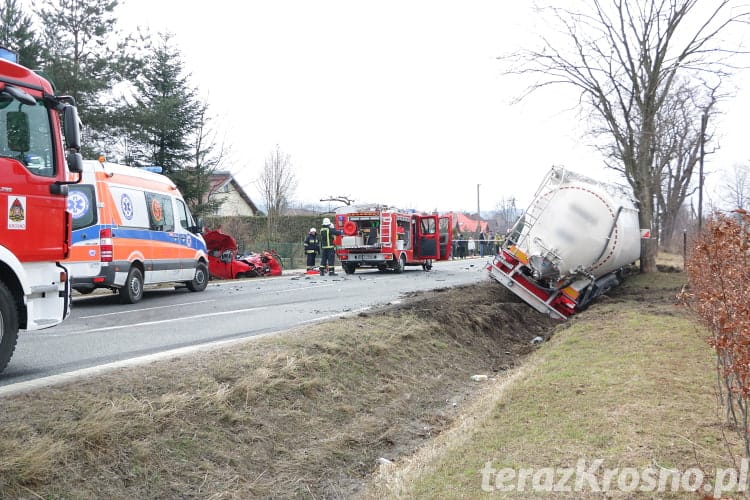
left=204, top=230, right=282, bottom=280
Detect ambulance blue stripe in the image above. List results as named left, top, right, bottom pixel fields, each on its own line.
left=72, top=224, right=207, bottom=251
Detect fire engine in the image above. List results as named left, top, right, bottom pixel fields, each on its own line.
left=333, top=205, right=452, bottom=274
left=0, top=48, right=83, bottom=373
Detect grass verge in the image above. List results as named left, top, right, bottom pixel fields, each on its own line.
left=379, top=271, right=742, bottom=499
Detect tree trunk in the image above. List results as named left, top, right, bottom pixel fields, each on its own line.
left=640, top=238, right=658, bottom=273
left=635, top=181, right=658, bottom=273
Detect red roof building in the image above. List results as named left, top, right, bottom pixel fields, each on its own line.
left=444, top=212, right=489, bottom=235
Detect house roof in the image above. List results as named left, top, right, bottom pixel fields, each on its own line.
left=208, top=171, right=259, bottom=214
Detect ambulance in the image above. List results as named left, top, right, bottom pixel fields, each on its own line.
left=65, top=159, right=209, bottom=303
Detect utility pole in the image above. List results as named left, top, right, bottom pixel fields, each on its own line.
left=698, top=113, right=708, bottom=231
left=477, top=183, right=481, bottom=220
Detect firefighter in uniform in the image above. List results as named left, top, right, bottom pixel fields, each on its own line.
left=319, top=217, right=343, bottom=276
left=303, top=227, right=320, bottom=272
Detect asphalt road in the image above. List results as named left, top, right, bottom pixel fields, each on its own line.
left=0, top=258, right=491, bottom=393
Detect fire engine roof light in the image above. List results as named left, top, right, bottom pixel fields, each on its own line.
left=0, top=47, right=18, bottom=63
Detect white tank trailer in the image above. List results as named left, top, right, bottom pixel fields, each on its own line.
left=487, top=166, right=641, bottom=320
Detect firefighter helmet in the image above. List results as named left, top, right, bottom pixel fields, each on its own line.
left=322, top=217, right=331, bottom=226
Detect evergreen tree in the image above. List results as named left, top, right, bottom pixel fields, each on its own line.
left=0, top=0, right=42, bottom=69
left=128, top=33, right=221, bottom=216
left=129, top=32, right=198, bottom=175
left=34, top=0, right=140, bottom=157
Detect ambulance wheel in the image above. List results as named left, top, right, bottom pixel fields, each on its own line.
left=187, top=262, right=209, bottom=292
left=0, top=282, right=19, bottom=374
left=395, top=254, right=406, bottom=274
left=343, top=263, right=356, bottom=274
left=422, top=260, right=433, bottom=271
left=120, top=267, right=144, bottom=304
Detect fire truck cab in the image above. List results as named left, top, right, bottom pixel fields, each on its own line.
left=334, top=206, right=452, bottom=274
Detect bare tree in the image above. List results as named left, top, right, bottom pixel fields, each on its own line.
left=491, top=196, right=519, bottom=234
left=255, top=144, right=297, bottom=242
left=501, top=0, right=748, bottom=272
left=721, top=163, right=750, bottom=211
left=175, top=100, right=227, bottom=217
left=655, top=80, right=718, bottom=245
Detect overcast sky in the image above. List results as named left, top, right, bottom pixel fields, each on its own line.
left=114, top=0, right=748, bottom=213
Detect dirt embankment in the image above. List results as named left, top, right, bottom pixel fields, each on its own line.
left=0, top=281, right=558, bottom=499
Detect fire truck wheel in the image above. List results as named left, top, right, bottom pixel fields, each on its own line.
left=119, top=267, right=144, bottom=304
left=187, top=262, right=209, bottom=292
left=343, top=263, right=356, bottom=274
left=0, top=282, right=19, bottom=374
left=395, top=253, right=406, bottom=274
left=422, top=260, right=433, bottom=271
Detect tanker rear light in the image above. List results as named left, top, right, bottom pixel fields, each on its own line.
left=508, top=245, right=528, bottom=265
left=99, top=228, right=113, bottom=262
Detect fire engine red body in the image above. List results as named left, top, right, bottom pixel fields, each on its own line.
left=0, top=49, right=84, bottom=373
left=333, top=206, right=452, bottom=274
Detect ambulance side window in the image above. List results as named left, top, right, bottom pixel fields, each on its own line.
left=67, top=184, right=97, bottom=230
left=176, top=198, right=192, bottom=229
left=145, top=192, right=174, bottom=232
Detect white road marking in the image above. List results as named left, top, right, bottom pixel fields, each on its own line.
left=72, top=306, right=269, bottom=334
left=79, top=299, right=217, bottom=319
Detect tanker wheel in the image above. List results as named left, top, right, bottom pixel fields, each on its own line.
left=186, top=262, right=208, bottom=292
left=343, top=263, right=356, bottom=274
left=0, top=282, right=19, bottom=374
left=119, top=267, right=144, bottom=304
left=422, top=259, right=433, bottom=271
left=394, top=254, right=406, bottom=274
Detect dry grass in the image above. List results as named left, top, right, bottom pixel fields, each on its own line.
left=0, top=282, right=552, bottom=499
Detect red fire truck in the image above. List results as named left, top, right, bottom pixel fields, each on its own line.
left=0, top=48, right=83, bottom=373
left=334, top=205, right=452, bottom=274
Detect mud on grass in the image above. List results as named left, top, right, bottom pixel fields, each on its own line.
left=0, top=281, right=556, bottom=499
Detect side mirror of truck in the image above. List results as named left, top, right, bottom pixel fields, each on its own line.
left=66, top=151, right=83, bottom=174
left=191, top=217, right=204, bottom=235
left=62, top=105, right=81, bottom=152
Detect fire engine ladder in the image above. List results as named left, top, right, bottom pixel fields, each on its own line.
left=380, top=213, right=392, bottom=246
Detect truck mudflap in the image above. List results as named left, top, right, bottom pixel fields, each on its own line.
left=487, top=252, right=573, bottom=321
left=23, top=263, right=71, bottom=330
